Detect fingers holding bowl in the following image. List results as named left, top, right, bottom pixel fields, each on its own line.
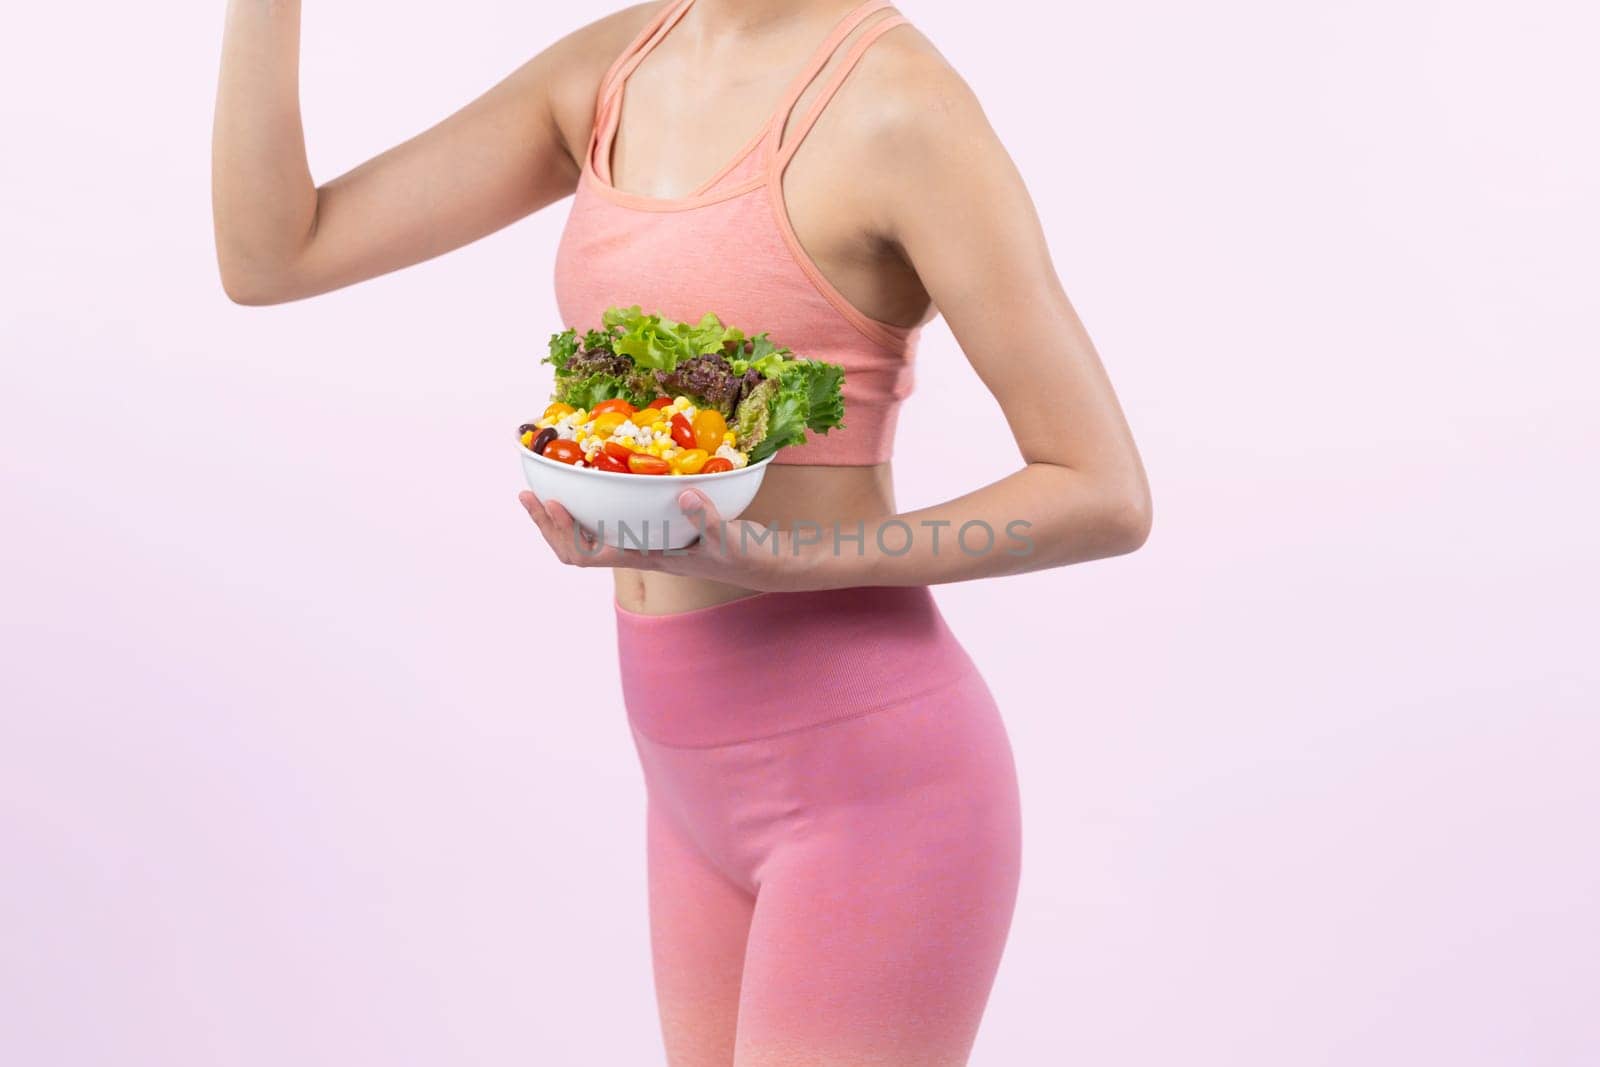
left=676, top=488, right=732, bottom=557
left=521, top=490, right=584, bottom=565
left=518, top=490, right=557, bottom=542
left=542, top=497, right=592, bottom=564
left=545, top=497, right=649, bottom=568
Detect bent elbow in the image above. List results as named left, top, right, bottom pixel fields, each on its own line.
left=215, top=237, right=304, bottom=306
left=218, top=265, right=288, bottom=307
left=221, top=274, right=267, bottom=306
left=1103, top=484, right=1153, bottom=556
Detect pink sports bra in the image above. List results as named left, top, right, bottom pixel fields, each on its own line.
left=552, top=0, right=920, bottom=466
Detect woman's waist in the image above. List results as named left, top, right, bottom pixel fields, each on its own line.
left=614, top=584, right=980, bottom=748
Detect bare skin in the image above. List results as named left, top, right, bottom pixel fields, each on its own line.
left=212, top=0, right=1152, bottom=618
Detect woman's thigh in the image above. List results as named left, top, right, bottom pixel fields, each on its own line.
left=731, top=681, right=1024, bottom=1066
left=645, top=799, right=756, bottom=1067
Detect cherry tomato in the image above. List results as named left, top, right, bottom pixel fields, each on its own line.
left=591, top=398, right=636, bottom=418
left=590, top=411, right=628, bottom=437
left=630, top=407, right=665, bottom=426
left=627, top=453, right=671, bottom=476
left=542, top=402, right=575, bottom=422
left=669, top=413, right=697, bottom=450
left=592, top=450, right=629, bottom=474
left=699, top=457, right=734, bottom=474
left=603, top=440, right=634, bottom=461
left=692, top=409, right=728, bottom=452
left=647, top=396, right=674, bottom=409
left=670, top=448, right=709, bottom=474
left=542, top=439, right=584, bottom=465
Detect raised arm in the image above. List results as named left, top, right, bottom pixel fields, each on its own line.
left=211, top=0, right=656, bottom=306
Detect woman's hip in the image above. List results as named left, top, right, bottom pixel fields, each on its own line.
left=612, top=584, right=997, bottom=749
left=615, top=585, right=1020, bottom=894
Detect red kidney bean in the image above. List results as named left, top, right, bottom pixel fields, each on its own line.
left=530, top=427, right=557, bottom=455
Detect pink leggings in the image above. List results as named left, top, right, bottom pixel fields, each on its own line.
left=615, top=585, right=1022, bottom=1066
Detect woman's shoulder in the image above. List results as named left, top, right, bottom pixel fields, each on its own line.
left=542, top=3, right=670, bottom=158
left=849, top=19, right=986, bottom=140
left=815, top=15, right=995, bottom=175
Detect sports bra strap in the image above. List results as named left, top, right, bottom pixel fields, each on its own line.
left=758, top=0, right=894, bottom=140
left=769, top=10, right=908, bottom=172
left=594, top=0, right=696, bottom=116
left=589, top=0, right=700, bottom=184
left=588, top=0, right=906, bottom=189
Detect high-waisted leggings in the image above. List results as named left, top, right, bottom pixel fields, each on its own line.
left=615, top=585, right=1022, bottom=1066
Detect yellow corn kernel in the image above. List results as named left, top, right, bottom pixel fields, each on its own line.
left=721, top=431, right=735, bottom=446
left=520, top=430, right=536, bottom=449
left=672, top=396, right=691, bottom=411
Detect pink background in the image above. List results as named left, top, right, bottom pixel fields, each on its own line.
left=3, top=1, right=1597, bottom=1063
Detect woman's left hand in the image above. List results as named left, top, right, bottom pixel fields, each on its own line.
left=518, top=487, right=832, bottom=593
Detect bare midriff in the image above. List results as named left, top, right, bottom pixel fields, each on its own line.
left=611, top=461, right=895, bottom=614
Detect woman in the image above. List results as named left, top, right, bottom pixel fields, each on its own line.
left=213, top=0, right=1151, bottom=1062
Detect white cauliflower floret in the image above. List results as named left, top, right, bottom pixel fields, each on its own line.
left=553, top=412, right=582, bottom=440
left=714, top=444, right=748, bottom=469
left=610, top=420, right=646, bottom=445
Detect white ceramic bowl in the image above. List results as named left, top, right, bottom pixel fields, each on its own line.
left=519, top=443, right=775, bottom=549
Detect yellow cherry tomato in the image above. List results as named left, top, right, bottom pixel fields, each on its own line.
left=627, top=453, right=670, bottom=476
left=671, top=448, right=710, bottom=474
left=542, top=402, right=575, bottom=422
left=692, top=409, right=728, bottom=452
left=630, top=407, right=665, bottom=426
left=591, top=411, right=628, bottom=437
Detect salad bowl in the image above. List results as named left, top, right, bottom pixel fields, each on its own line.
left=520, top=444, right=776, bottom=550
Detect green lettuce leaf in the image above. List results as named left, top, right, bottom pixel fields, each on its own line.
left=727, top=356, right=847, bottom=462
left=790, top=359, right=845, bottom=433
left=747, top=381, right=811, bottom=464
left=727, top=333, right=792, bottom=377
left=543, top=329, right=580, bottom=371
left=604, top=305, right=744, bottom=372
left=732, top=378, right=776, bottom=453
left=553, top=371, right=656, bottom=410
